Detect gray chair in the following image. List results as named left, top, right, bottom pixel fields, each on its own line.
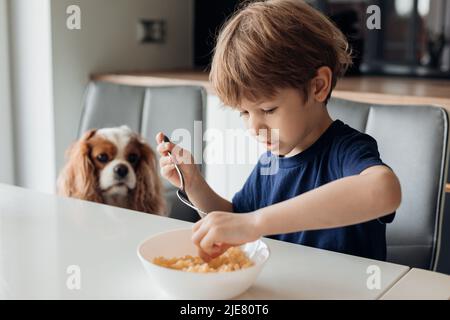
left=78, top=81, right=207, bottom=223
left=328, top=97, right=449, bottom=271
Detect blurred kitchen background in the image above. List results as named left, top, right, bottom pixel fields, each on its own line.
left=1, top=0, right=449, bottom=192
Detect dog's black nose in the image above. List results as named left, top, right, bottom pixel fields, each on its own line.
left=114, top=164, right=129, bottom=179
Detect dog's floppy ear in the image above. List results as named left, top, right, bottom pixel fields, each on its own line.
left=57, top=129, right=103, bottom=203
left=131, top=139, right=166, bottom=215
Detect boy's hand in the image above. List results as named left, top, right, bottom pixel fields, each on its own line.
left=191, top=211, right=261, bottom=260
left=155, top=132, right=201, bottom=191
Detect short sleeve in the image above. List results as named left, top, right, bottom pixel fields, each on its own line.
left=340, top=133, right=395, bottom=224
left=341, top=133, right=385, bottom=177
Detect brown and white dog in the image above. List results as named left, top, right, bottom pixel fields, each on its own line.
left=57, top=126, right=165, bottom=215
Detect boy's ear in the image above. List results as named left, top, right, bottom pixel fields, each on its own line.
left=312, top=66, right=332, bottom=103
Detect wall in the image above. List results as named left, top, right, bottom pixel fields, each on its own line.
left=0, top=0, right=15, bottom=185
left=51, top=0, right=194, bottom=179
left=8, top=0, right=55, bottom=192
left=6, top=0, right=194, bottom=192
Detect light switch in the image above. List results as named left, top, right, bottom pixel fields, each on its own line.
left=137, top=19, right=166, bottom=43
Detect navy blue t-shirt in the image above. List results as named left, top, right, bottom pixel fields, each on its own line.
left=232, top=119, right=395, bottom=261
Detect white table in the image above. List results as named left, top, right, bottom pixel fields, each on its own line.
left=380, top=268, right=450, bottom=300
left=0, top=184, right=410, bottom=299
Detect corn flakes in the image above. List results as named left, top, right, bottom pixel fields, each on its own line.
left=152, top=246, right=254, bottom=273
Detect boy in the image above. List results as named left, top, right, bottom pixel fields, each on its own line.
left=156, top=0, right=401, bottom=261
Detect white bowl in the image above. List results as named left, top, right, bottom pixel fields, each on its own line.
left=137, top=228, right=270, bottom=299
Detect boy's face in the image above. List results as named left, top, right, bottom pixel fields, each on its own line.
left=238, top=87, right=331, bottom=157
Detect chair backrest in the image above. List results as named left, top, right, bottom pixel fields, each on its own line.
left=78, top=81, right=207, bottom=222
left=328, top=97, right=449, bottom=270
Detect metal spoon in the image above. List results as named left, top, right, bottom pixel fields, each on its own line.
left=163, top=135, right=207, bottom=218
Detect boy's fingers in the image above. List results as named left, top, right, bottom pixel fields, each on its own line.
left=156, top=141, right=173, bottom=155
left=155, top=141, right=192, bottom=165
left=198, top=243, right=231, bottom=262
left=156, top=142, right=166, bottom=154
left=160, top=164, right=175, bottom=177
left=159, top=156, right=173, bottom=167
left=198, top=249, right=213, bottom=262
left=171, top=145, right=191, bottom=165
left=155, top=132, right=164, bottom=144
left=156, top=143, right=164, bottom=154
left=191, top=223, right=208, bottom=247
left=210, top=245, right=227, bottom=259
left=199, top=231, right=220, bottom=257
left=192, top=218, right=203, bottom=233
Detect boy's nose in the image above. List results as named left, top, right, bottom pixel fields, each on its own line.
left=249, top=125, right=270, bottom=138
left=247, top=118, right=266, bottom=136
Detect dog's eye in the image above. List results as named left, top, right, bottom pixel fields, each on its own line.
left=128, top=153, right=139, bottom=165
left=96, top=153, right=109, bottom=163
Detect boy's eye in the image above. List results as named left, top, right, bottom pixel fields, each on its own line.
left=263, top=107, right=277, bottom=115
left=239, top=111, right=249, bottom=117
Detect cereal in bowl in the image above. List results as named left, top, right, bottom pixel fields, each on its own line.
left=152, top=246, right=254, bottom=273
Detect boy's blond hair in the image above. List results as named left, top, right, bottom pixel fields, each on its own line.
left=209, top=0, right=352, bottom=107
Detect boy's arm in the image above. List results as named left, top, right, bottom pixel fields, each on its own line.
left=187, top=174, right=233, bottom=213
left=192, top=165, right=401, bottom=258
left=255, top=165, right=401, bottom=235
